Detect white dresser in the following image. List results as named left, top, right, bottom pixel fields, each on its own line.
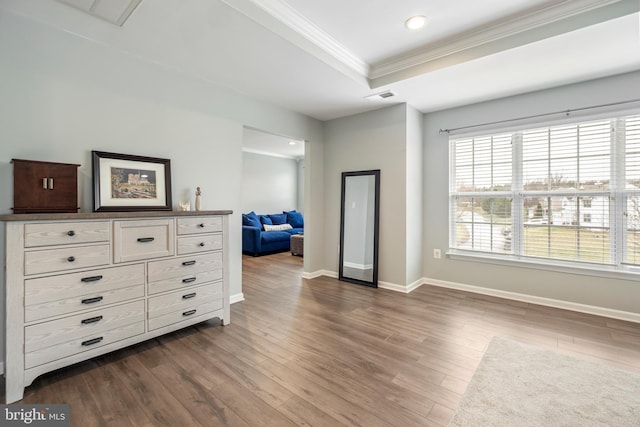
left=1, top=210, right=231, bottom=403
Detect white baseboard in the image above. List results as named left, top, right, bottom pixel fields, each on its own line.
left=302, top=270, right=337, bottom=279
left=343, top=261, right=373, bottom=270
left=422, top=276, right=640, bottom=324
left=230, top=293, right=245, bottom=304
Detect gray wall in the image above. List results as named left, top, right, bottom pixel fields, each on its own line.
left=405, top=105, right=424, bottom=286
left=423, top=71, right=640, bottom=314
left=323, top=104, right=409, bottom=286
left=242, top=152, right=299, bottom=214
left=0, top=8, right=325, bottom=366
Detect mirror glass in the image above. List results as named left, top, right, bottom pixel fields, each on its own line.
left=339, top=170, right=380, bottom=287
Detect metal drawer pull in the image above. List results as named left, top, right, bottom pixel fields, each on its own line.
left=137, top=237, right=155, bottom=243
left=67, top=230, right=76, bottom=237
left=81, top=275, right=103, bottom=283
left=81, top=337, right=103, bottom=346
left=81, top=315, right=103, bottom=325
left=199, top=242, right=205, bottom=247
left=81, top=296, right=103, bottom=304
left=198, top=223, right=205, bottom=228
left=67, top=256, right=76, bottom=262
left=183, top=309, right=197, bottom=317
left=182, top=260, right=196, bottom=266
left=182, top=277, right=196, bottom=283
left=42, top=178, right=48, bottom=189
left=48, top=178, right=54, bottom=190
left=182, top=293, right=196, bottom=300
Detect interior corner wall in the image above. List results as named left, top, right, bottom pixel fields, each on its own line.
left=241, top=152, right=299, bottom=214
left=323, top=104, right=408, bottom=286
left=422, top=71, right=640, bottom=315
left=0, top=8, right=325, bottom=367
left=405, top=105, right=424, bottom=285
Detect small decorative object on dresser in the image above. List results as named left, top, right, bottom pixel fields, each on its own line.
left=92, top=151, right=172, bottom=212
left=12, top=159, right=80, bottom=213
left=195, top=186, right=201, bottom=211
left=0, top=210, right=232, bottom=403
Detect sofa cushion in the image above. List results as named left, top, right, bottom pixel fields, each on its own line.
left=242, top=211, right=261, bottom=229
left=261, top=230, right=291, bottom=243
left=268, top=213, right=287, bottom=225
left=284, top=210, right=304, bottom=228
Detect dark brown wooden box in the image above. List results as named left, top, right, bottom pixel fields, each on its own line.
left=12, top=159, right=80, bottom=213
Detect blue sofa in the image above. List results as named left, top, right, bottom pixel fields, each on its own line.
left=242, top=210, right=304, bottom=256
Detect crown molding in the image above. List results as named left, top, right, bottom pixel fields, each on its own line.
left=370, top=0, right=635, bottom=80
left=224, top=0, right=637, bottom=88
left=220, top=0, right=369, bottom=84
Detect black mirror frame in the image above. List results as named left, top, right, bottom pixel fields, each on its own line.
left=338, top=169, right=380, bottom=288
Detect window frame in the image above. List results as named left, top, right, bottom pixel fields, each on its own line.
left=448, top=112, right=640, bottom=279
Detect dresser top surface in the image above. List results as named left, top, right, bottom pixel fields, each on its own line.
left=0, top=210, right=233, bottom=221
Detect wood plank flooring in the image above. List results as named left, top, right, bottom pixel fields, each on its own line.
left=7, top=251, right=640, bottom=426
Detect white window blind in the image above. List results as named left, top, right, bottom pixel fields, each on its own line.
left=449, top=113, right=640, bottom=271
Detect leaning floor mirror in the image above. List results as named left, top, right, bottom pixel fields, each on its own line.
left=339, top=169, right=380, bottom=287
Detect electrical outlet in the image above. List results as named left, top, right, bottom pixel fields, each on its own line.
left=433, top=249, right=441, bottom=259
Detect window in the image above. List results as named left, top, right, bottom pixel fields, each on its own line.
left=449, top=113, right=640, bottom=271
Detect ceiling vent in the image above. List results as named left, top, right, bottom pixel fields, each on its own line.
left=365, top=90, right=397, bottom=101
left=57, top=0, right=143, bottom=26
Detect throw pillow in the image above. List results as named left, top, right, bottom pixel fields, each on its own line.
left=242, top=211, right=261, bottom=229
left=284, top=210, right=304, bottom=228
left=268, top=213, right=287, bottom=225
left=263, top=223, right=293, bottom=232
left=260, top=215, right=273, bottom=226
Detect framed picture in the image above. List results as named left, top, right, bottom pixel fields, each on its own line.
left=92, top=151, right=172, bottom=212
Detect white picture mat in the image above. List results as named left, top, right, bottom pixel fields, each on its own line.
left=98, top=157, right=167, bottom=207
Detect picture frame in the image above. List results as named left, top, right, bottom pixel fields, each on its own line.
left=92, top=151, right=172, bottom=212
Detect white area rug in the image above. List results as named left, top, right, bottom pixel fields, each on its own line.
left=448, top=336, right=640, bottom=426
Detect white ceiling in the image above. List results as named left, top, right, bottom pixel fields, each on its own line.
left=243, top=128, right=304, bottom=159
left=2, top=0, right=640, bottom=128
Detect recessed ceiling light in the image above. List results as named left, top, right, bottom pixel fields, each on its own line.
left=288, top=141, right=296, bottom=145
left=405, top=15, right=427, bottom=30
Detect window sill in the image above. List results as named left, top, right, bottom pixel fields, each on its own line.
left=446, top=250, right=640, bottom=282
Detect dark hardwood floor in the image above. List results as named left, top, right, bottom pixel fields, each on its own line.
left=8, top=251, right=640, bottom=426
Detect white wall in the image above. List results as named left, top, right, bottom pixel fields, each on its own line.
left=423, top=71, right=640, bottom=315
left=241, top=152, right=299, bottom=214
left=0, top=8, right=325, bottom=366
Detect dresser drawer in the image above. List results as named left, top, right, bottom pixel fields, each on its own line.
left=148, top=300, right=223, bottom=331
left=25, top=300, right=145, bottom=353
left=113, top=219, right=175, bottom=263
left=24, top=244, right=110, bottom=276
left=147, top=253, right=222, bottom=293
left=176, top=216, right=223, bottom=235
left=177, top=234, right=222, bottom=255
left=25, top=284, right=144, bottom=323
left=25, top=264, right=144, bottom=307
left=25, top=321, right=145, bottom=369
left=24, top=221, right=109, bottom=248
left=148, top=282, right=223, bottom=319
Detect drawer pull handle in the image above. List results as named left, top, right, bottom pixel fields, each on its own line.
left=42, top=178, right=48, bottom=189
left=182, top=260, right=196, bottom=266
left=67, top=256, right=76, bottom=262
left=81, top=337, right=103, bottom=346
left=198, top=223, right=205, bottom=228
left=182, top=293, right=196, bottom=299
left=81, top=296, right=103, bottom=304
left=67, top=230, right=76, bottom=237
left=199, top=242, right=205, bottom=247
left=182, top=277, right=196, bottom=283
left=81, top=275, right=103, bottom=283
left=183, top=309, right=197, bottom=317
left=137, top=237, right=155, bottom=243
left=81, top=315, right=103, bottom=325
